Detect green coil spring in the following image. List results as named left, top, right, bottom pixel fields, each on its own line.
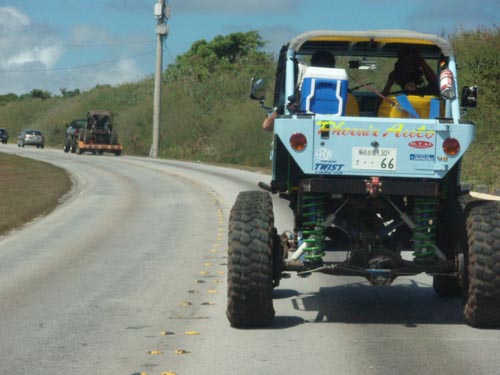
left=412, top=197, right=438, bottom=262
left=301, top=194, right=327, bottom=262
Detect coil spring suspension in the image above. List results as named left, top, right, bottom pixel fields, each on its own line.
left=300, top=194, right=328, bottom=263
left=412, top=197, right=438, bottom=262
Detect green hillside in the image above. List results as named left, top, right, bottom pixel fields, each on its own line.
left=1, top=28, right=499, bottom=187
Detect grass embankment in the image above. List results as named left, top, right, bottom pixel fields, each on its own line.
left=0, top=153, right=72, bottom=236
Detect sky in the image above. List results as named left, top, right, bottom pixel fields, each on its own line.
left=0, top=0, right=498, bottom=96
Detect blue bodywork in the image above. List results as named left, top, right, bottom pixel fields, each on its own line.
left=274, top=115, right=474, bottom=180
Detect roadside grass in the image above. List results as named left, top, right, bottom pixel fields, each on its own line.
left=0, top=153, right=72, bottom=236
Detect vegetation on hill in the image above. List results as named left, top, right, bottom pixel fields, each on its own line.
left=449, top=27, right=500, bottom=188
left=0, top=28, right=499, bottom=187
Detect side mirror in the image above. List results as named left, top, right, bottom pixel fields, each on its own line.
left=250, top=78, right=266, bottom=101
left=461, top=86, right=478, bottom=108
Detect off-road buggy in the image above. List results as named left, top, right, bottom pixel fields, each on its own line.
left=226, top=30, right=499, bottom=328
left=64, top=118, right=86, bottom=153
left=76, top=110, right=122, bottom=155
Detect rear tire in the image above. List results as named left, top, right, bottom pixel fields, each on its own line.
left=227, top=191, right=276, bottom=327
left=463, top=200, right=500, bottom=327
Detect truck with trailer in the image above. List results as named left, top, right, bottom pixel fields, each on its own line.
left=76, top=110, right=122, bottom=156
left=226, top=30, right=500, bottom=328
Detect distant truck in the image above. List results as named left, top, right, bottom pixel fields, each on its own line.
left=76, top=110, right=122, bottom=156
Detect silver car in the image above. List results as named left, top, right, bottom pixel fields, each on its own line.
left=17, top=129, right=45, bottom=148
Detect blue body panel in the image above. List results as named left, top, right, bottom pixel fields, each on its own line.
left=274, top=115, right=475, bottom=179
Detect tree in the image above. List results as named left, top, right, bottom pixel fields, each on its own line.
left=22, top=89, right=52, bottom=100
left=0, top=93, right=19, bottom=104
left=165, top=31, right=269, bottom=82
left=60, top=88, right=81, bottom=98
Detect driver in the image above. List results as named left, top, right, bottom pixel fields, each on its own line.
left=381, top=47, right=438, bottom=97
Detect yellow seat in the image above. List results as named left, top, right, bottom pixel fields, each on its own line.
left=378, top=95, right=443, bottom=118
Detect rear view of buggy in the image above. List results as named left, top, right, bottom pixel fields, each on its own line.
left=226, top=30, right=500, bottom=329
left=76, top=110, right=122, bottom=156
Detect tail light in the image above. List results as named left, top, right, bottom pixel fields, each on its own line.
left=290, top=133, right=307, bottom=152
left=443, top=137, right=460, bottom=156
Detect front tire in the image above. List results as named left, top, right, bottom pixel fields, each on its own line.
left=227, top=191, right=276, bottom=327
left=463, top=200, right=500, bottom=327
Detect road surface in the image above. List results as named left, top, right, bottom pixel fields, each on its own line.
left=0, top=145, right=499, bottom=375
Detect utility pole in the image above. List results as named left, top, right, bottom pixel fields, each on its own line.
left=151, top=0, right=169, bottom=158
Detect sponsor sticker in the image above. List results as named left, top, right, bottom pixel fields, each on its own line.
left=315, top=147, right=333, bottom=161
left=410, top=154, right=435, bottom=162
left=314, top=163, right=345, bottom=173
left=409, top=141, right=433, bottom=149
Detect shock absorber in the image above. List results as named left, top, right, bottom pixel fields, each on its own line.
left=300, top=194, right=328, bottom=263
left=412, top=197, right=438, bottom=262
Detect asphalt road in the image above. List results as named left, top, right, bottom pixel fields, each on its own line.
left=0, top=145, right=499, bottom=375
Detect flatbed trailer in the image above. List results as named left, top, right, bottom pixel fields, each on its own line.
left=76, top=140, right=122, bottom=156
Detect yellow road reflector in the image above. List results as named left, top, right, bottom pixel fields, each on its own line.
left=148, top=350, right=163, bottom=355
left=200, top=271, right=209, bottom=275
left=160, top=331, right=175, bottom=336
left=184, top=331, right=200, bottom=335
left=161, top=372, right=177, bottom=375
left=202, top=302, right=215, bottom=306
left=204, top=262, right=214, bottom=266
left=174, top=349, right=189, bottom=354
left=208, top=289, right=217, bottom=294
left=218, top=271, right=225, bottom=275
left=181, top=301, right=192, bottom=306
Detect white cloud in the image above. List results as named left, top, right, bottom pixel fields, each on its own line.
left=0, top=7, right=30, bottom=33
left=0, top=7, right=147, bottom=95
left=410, top=0, right=500, bottom=32
left=173, top=0, right=298, bottom=14
left=76, top=58, right=145, bottom=89
left=70, top=25, right=115, bottom=44
left=5, top=44, right=62, bottom=68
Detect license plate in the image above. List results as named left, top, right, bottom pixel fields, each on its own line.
left=352, top=147, right=397, bottom=171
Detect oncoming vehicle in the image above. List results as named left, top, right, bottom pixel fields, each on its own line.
left=64, top=119, right=86, bottom=153
left=226, top=30, right=499, bottom=329
left=76, top=110, right=122, bottom=156
left=0, top=128, right=9, bottom=144
left=17, top=129, right=45, bottom=148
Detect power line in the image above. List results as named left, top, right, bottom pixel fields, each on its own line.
left=0, top=50, right=156, bottom=73
left=62, top=39, right=155, bottom=48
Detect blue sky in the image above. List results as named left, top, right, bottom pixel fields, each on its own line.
left=0, top=0, right=498, bottom=95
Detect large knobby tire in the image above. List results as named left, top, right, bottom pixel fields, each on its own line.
left=433, top=198, right=466, bottom=297
left=70, top=138, right=77, bottom=153
left=463, top=200, right=500, bottom=327
left=227, top=191, right=276, bottom=327
left=64, top=137, right=71, bottom=153
left=110, top=130, right=118, bottom=145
